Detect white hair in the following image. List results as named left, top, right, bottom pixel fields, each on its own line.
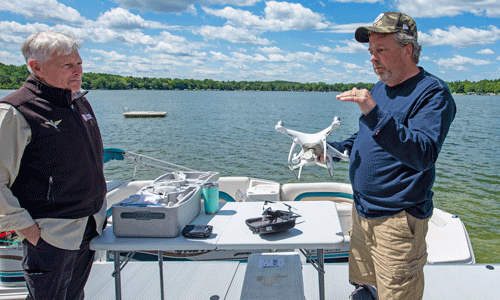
left=21, top=31, right=81, bottom=74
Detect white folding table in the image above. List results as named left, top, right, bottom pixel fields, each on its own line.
left=90, top=201, right=235, bottom=300
left=217, top=201, right=344, bottom=300
left=90, top=201, right=344, bottom=300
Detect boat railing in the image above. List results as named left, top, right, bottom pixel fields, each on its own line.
left=104, top=148, right=199, bottom=180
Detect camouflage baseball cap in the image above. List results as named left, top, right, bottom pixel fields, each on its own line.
left=355, top=12, right=417, bottom=43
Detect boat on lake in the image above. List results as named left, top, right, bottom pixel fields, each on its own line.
left=123, top=107, right=167, bottom=118
left=0, top=150, right=492, bottom=300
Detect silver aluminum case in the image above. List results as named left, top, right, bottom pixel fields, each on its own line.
left=112, top=171, right=219, bottom=238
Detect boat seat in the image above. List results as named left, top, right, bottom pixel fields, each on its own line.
left=106, top=180, right=128, bottom=193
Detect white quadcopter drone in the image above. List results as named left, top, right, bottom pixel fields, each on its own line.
left=275, top=116, right=349, bottom=180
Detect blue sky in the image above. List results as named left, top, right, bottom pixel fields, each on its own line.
left=1, top=0, right=499, bottom=84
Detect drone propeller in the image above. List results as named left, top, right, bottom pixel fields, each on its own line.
left=264, top=200, right=296, bottom=211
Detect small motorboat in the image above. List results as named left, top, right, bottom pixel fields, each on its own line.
left=123, top=107, right=167, bottom=118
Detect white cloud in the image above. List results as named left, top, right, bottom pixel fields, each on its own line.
left=146, top=32, right=206, bottom=56
left=84, top=50, right=211, bottom=77
left=223, top=61, right=250, bottom=70
left=95, top=8, right=167, bottom=30
left=194, top=66, right=229, bottom=78
left=328, top=23, right=371, bottom=34
left=266, top=51, right=340, bottom=65
left=0, top=21, right=52, bottom=53
left=73, top=26, right=157, bottom=46
left=342, top=62, right=363, bottom=73
left=0, top=0, right=86, bottom=24
left=419, top=25, right=500, bottom=48
left=1, top=0, right=498, bottom=83
left=0, top=21, right=51, bottom=35
left=193, top=25, right=271, bottom=45
left=237, top=62, right=319, bottom=82
left=113, top=0, right=198, bottom=14
left=0, top=33, right=24, bottom=45
left=210, top=52, right=232, bottom=63
left=477, top=49, right=495, bottom=55
left=232, top=51, right=268, bottom=63
left=329, top=0, right=380, bottom=3
left=0, top=50, right=24, bottom=65
left=202, top=7, right=261, bottom=27
left=0, top=31, right=28, bottom=52
left=208, top=47, right=345, bottom=77
left=114, top=0, right=261, bottom=13
left=264, top=1, right=329, bottom=30
left=394, top=0, right=500, bottom=18
left=0, top=18, right=159, bottom=48
left=202, top=1, right=329, bottom=31
left=318, top=45, right=331, bottom=52
left=257, top=46, right=284, bottom=54
left=90, top=49, right=128, bottom=61
left=320, top=66, right=349, bottom=81
left=435, top=55, right=491, bottom=70
left=205, top=0, right=262, bottom=5
left=314, top=40, right=368, bottom=54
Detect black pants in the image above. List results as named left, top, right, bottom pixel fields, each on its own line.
left=22, top=217, right=98, bottom=300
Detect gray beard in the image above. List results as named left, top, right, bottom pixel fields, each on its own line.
left=377, top=70, right=391, bottom=84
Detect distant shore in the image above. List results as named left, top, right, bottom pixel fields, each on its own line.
left=1, top=62, right=499, bottom=94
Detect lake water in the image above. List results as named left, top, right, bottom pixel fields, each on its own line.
left=1, top=89, right=499, bottom=263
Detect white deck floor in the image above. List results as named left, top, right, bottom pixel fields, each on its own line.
left=2, top=262, right=498, bottom=299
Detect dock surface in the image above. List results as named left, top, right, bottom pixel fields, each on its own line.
left=2, top=262, right=498, bottom=299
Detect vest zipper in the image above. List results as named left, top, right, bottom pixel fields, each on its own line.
left=46, top=176, right=53, bottom=201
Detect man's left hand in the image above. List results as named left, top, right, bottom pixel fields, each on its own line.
left=336, top=87, right=376, bottom=115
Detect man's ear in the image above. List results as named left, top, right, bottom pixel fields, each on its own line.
left=405, top=44, right=414, bottom=59
left=29, top=60, right=42, bottom=76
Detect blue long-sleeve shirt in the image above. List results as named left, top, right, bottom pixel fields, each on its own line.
left=330, top=68, right=456, bottom=219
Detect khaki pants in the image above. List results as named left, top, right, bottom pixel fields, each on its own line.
left=349, top=206, right=429, bottom=300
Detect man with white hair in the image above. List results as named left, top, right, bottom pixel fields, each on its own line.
left=0, top=31, right=107, bottom=299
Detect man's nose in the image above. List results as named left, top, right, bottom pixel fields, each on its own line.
left=74, top=65, right=83, bottom=75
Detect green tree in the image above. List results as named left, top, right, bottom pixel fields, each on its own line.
left=0, top=62, right=497, bottom=94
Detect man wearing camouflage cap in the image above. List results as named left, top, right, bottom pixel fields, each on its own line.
left=323, top=12, right=456, bottom=299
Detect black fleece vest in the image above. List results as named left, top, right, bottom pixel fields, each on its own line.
left=0, top=76, right=105, bottom=219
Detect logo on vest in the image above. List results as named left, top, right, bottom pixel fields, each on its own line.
left=44, top=120, right=62, bottom=129
left=82, top=114, right=93, bottom=121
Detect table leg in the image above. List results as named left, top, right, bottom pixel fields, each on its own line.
left=113, top=251, right=122, bottom=300
left=317, top=249, right=325, bottom=300
left=299, top=249, right=327, bottom=300
left=159, top=251, right=164, bottom=300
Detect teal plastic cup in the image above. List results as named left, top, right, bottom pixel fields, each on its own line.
left=203, top=182, right=219, bottom=214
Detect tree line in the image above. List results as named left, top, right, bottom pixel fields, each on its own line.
left=80, top=72, right=376, bottom=92
left=1, top=62, right=499, bottom=94
left=447, top=79, right=500, bottom=95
